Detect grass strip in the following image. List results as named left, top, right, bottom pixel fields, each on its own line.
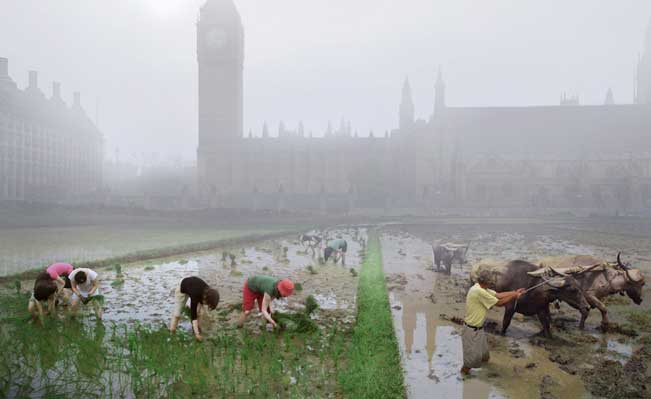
left=340, top=231, right=405, bottom=398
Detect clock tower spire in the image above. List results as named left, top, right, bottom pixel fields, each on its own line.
left=197, top=0, right=244, bottom=195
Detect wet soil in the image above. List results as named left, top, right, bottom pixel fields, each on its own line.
left=382, top=221, right=651, bottom=399
left=50, top=227, right=366, bottom=335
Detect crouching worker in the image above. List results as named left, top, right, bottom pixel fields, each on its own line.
left=46, top=262, right=74, bottom=304
left=169, top=276, right=220, bottom=342
left=324, top=239, right=347, bottom=265
left=69, top=268, right=102, bottom=320
left=237, top=275, right=294, bottom=330
left=461, top=270, right=524, bottom=376
left=28, top=272, right=58, bottom=321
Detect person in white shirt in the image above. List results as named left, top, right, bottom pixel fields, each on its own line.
left=69, top=268, right=102, bottom=320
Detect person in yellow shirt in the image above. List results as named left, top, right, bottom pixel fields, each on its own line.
left=461, top=270, right=524, bottom=375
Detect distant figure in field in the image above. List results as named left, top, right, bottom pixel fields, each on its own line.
left=324, top=238, right=348, bottom=265
left=298, top=234, right=322, bottom=257
left=237, top=275, right=294, bottom=330
left=69, top=268, right=102, bottom=320
left=46, top=262, right=74, bottom=303
left=28, top=272, right=58, bottom=320
left=169, top=276, right=220, bottom=342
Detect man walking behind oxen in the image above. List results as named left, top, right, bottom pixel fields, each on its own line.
left=461, top=270, right=524, bottom=376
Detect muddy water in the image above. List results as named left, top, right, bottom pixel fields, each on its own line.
left=60, top=228, right=365, bottom=333
left=381, top=231, right=590, bottom=399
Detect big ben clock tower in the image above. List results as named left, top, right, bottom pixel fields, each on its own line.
left=197, top=0, right=244, bottom=196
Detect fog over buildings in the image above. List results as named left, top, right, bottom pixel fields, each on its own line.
left=1, top=0, right=651, bottom=162
left=1, top=0, right=651, bottom=213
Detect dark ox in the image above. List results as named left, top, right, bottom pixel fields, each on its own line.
left=477, top=260, right=591, bottom=338
left=432, top=243, right=469, bottom=274
left=540, top=253, right=645, bottom=330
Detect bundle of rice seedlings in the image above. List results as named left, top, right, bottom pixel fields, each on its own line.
left=304, top=295, right=319, bottom=316
left=111, top=279, right=124, bottom=287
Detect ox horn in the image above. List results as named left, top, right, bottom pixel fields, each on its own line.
left=616, top=252, right=634, bottom=282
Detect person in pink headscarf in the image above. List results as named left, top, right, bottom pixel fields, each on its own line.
left=46, top=263, right=74, bottom=298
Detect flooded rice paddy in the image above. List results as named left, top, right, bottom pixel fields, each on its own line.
left=382, top=222, right=651, bottom=399
left=97, top=227, right=365, bottom=331
left=2, top=218, right=651, bottom=398
left=0, top=224, right=293, bottom=276
left=2, top=227, right=367, bottom=398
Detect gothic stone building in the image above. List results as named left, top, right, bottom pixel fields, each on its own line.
left=197, top=0, right=651, bottom=213
left=0, top=58, right=103, bottom=203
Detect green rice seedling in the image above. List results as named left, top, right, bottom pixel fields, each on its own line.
left=304, top=295, right=319, bottom=316
left=222, top=251, right=228, bottom=262
left=114, top=264, right=123, bottom=277
left=13, top=280, right=21, bottom=294
left=229, top=253, right=237, bottom=267
left=262, top=266, right=270, bottom=272
left=86, top=295, right=105, bottom=305
left=240, top=248, right=246, bottom=256
left=111, top=279, right=125, bottom=287
left=274, top=312, right=317, bottom=333
left=306, top=265, right=317, bottom=275
left=144, top=265, right=154, bottom=271
left=349, top=268, right=358, bottom=277
left=294, top=282, right=303, bottom=292
left=179, top=259, right=188, bottom=265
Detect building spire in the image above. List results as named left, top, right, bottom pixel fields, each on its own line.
left=434, top=66, right=446, bottom=116
left=604, top=88, right=614, bottom=105
left=399, top=76, right=415, bottom=130
left=635, top=18, right=651, bottom=104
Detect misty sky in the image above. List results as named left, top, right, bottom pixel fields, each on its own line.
left=1, top=0, right=650, bottom=163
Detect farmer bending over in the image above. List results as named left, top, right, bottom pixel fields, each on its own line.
left=69, top=268, right=102, bottom=320
left=460, top=270, right=524, bottom=376
left=28, top=272, right=58, bottom=320
left=46, top=262, right=74, bottom=303
left=237, top=275, right=294, bottom=330
left=324, top=238, right=347, bottom=265
left=169, top=276, right=220, bottom=342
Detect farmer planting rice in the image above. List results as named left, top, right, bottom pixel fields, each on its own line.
left=460, top=270, right=524, bottom=376
left=69, top=268, right=102, bottom=320
left=299, top=233, right=322, bottom=256
left=28, top=272, right=58, bottom=320
left=46, top=262, right=74, bottom=303
left=237, top=275, right=294, bottom=330
left=324, top=238, right=347, bottom=265
left=46, top=262, right=74, bottom=289
left=169, top=276, right=220, bottom=342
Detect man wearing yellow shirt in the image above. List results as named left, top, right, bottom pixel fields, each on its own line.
left=461, top=270, right=524, bottom=375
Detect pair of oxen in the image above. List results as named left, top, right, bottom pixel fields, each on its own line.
left=473, top=254, right=645, bottom=337
left=433, top=243, right=646, bottom=337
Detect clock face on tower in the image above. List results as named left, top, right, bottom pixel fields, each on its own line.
left=206, top=28, right=227, bottom=49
